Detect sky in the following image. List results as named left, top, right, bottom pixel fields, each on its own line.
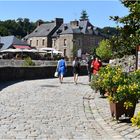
left=0, top=1, right=129, bottom=28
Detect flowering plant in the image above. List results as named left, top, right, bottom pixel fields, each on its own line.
left=131, top=111, right=140, bottom=128
left=91, top=65, right=140, bottom=108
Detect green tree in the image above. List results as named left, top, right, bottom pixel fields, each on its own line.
left=0, top=18, right=36, bottom=38
left=99, top=27, right=118, bottom=36
left=96, top=39, right=112, bottom=62
left=72, top=46, right=78, bottom=57
left=80, top=10, right=89, bottom=21
left=110, top=0, right=140, bottom=57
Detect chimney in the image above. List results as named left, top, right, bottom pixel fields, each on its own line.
left=37, top=20, right=44, bottom=27
left=55, top=18, right=63, bottom=26
left=70, top=20, right=79, bottom=28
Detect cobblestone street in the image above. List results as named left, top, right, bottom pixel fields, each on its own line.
left=0, top=76, right=139, bottom=140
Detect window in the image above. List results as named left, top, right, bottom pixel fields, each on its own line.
left=42, top=39, right=45, bottom=46
left=36, top=40, right=38, bottom=46
left=64, top=49, right=66, bottom=56
left=54, top=40, right=56, bottom=46
left=64, top=39, right=67, bottom=46
left=30, top=40, right=32, bottom=46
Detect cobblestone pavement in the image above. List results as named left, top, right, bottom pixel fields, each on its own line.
left=91, top=90, right=140, bottom=140
left=0, top=76, right=139, bottom=140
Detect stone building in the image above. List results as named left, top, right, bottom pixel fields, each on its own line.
left=52, top=20, right=105, bottom=60
left=24, top=18, right=64, bottom=48
left=24, top=18, right=106, bottom=60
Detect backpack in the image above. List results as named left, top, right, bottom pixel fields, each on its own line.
left=74, top=61, right=80, bottom=68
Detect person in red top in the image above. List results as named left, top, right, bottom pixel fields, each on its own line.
left=91, top=57, right=102, bottom=75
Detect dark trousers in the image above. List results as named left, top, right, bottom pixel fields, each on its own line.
left=88, top=72, right=92, bottom=82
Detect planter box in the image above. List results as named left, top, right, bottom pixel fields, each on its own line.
left=110, top=101, right=136, bottom=120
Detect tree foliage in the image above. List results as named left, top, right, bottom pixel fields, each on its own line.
left=80, top=10, right=89, bottom=21
left=96, top=39, right=112, bottom=62
left=98, top=27, right=118, bottom=36
left=0, top=18, right=36, bottom=38
left=110, top=0, right=140, bottom=57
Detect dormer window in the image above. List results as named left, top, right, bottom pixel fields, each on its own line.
left=87, top=26, right=93, bottom=30
left=79, top=26, right=83, bottom=30
left=57, top=29, right=62, bottom=34
left=64, top=25, right=68, bottom=30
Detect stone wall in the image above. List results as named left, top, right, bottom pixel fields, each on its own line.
left=109, top=55, right=136, bottom=72
left=0, top=65, right=88, bottom=82
left=0, top=60, right=72, bottom=67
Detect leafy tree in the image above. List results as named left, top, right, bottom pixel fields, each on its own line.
left=110, top=0, right=140, bottom=57
left=0, top=26, right=9, bottom=36
left=80, top=10, right=89, bottom=21
left=96, top=39, right=112, bottom=62
left=99, top=27, right=118, bottom=36
left=0, top=18, right=36, bottom=38
left=72, top=46, right=78, bottom=57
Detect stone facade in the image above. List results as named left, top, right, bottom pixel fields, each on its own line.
left=52, top=34, right=103, bottom=60
left=27, top=37, right=48, bottom=48
left=52, top=20, right=105, bottom=60
left=24, top=18, right=64, bottom=48
left=24, top=18, right=105, bottom=60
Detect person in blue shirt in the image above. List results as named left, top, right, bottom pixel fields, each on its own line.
left=57, top=57, right=67, bottom=83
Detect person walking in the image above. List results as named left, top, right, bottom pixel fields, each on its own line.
left=57, top=57, right=67, bottom=84
left=72, top=57, right=81, bottom=84
left=87, top=55, right=94, bottom=82
left=91, top=56, right=102, bottom=92
left=91, top=56, right=102, bottom=75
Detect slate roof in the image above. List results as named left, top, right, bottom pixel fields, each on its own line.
left=52, top=20, right=98, bottom=37
left=24, top=22, right=56, bottom=39
left=0, top=35, right=29, bottom=50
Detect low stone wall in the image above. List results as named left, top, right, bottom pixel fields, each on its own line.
left=0, top=65, right=88, bottom=82
left=0, top=59, right=72, bottom=67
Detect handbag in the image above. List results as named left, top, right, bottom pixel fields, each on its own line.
left=54, top=71, right=58, bottom=77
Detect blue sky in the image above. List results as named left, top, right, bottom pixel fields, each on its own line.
left=0, top=1, right=129, bottom=28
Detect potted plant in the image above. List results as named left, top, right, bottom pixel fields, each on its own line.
left=91, top=65, right=140, bottom=120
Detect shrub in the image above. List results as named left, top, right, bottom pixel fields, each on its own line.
left=23, top=57, right=35, bottom=67
left=90, top=65, right=140, bottom=109
left=96, top=39, right=113, bottom=62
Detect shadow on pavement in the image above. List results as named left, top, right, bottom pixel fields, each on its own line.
left=61, top=81, right=74, bottom=84
left=0, top=80, right=22, bottom=91
left=118, top=118, right=132, bottom=123
left=41, top=84, right=59, bottom=88
left=78, top=82, right=89, bottom=85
